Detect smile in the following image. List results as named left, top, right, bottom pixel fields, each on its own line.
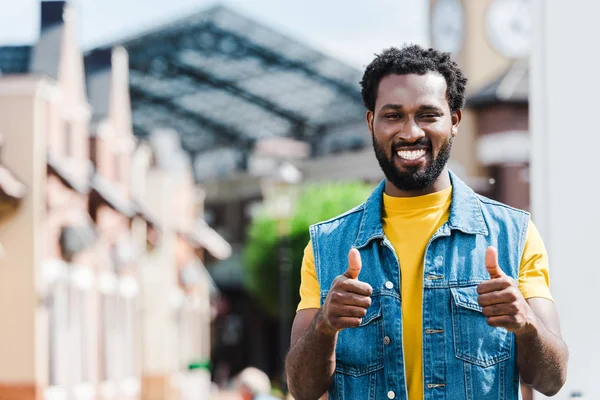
left=396, top=149, right=427, bottom=160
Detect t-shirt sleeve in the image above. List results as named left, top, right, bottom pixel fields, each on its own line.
left=297, top=240, right=322, bottom=311
left=518, top=220, right=553, bottom=301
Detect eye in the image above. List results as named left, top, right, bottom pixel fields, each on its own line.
left=421, top=113, right=441, bottom=120
left=384, top=113, right=402, bottom=119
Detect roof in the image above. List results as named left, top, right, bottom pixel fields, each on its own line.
left=467, top=60, right=529, bottom=109
left=30, top=24, right=63, bottom=79
left=87, top=5, right=368, bottom=182
left=0, top=164, right=27, bottom=201
left=185, top=219, right=232, bottom=260
left=91, top=174, right=136, bottom=217
left=0, top=1, right=66, bottom=78
left=0, top=46, right=32, bottom=75
left=47, top=152, right=91, bottom=194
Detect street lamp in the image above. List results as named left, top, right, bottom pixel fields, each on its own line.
left=260, top=161, right=302, bottom=391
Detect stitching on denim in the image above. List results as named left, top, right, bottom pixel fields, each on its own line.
left=310, top=225, right=321, bottom=287
left=310, top=202, right=366, bottom=229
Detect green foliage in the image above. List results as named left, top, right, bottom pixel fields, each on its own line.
left=243, top=181, right=374, bottom=317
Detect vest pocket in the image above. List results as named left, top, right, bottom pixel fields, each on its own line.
left=329, top=294, right=384, bottom=377
left=450, top=285, right=512, bottom=367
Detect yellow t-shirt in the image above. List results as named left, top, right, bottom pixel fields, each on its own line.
left=297, top=186, right=553, bottom=400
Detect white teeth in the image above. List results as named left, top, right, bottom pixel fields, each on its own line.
left=397, top=149, right=426, bottom=160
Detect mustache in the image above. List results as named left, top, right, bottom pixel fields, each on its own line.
left=392, top=138, right=431, bottom=151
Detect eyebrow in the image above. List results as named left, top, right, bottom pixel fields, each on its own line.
left=379, top=104, right=444, bottom=112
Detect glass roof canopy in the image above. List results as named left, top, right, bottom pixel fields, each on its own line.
left=91, top=5, right=368, bottom=181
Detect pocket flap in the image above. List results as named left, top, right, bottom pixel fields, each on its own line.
left=450, top=286, right=483, bottom=312
left=360, top=295, right=382, bottom=326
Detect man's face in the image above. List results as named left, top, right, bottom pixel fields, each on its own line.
left=367, top=73, right=461, bottom=193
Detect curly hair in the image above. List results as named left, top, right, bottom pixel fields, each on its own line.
left=360, top=44, right=467, bottom=112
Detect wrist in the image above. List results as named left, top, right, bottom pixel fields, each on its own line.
left=315, top=309, right=338, bottom=337
left=515, top=305, right=540, bottom=338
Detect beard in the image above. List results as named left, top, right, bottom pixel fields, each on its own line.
left=373, top=132, right=453, bottom=192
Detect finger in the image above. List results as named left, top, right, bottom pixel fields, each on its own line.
left=481, top=302, right=520, bottom=318
left=485, top=246, right=505, bottom=279
left=331, top=316, right=363, bottom=330
left=340, top=280, right=373, bottom=296
left=339, top=293, right=372, bottom=309
left=485, top=315, right=523, bottom=332
left=334, top=305, right=369, bottom=319
left=476, top=277, right=513, bottom=294
left=478, top=287, right=520, bottom=307
left=344, top=248, right=362, bottom=280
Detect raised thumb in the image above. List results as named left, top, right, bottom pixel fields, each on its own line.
left=485, top=246, right=504, bottom=279
left=345, top=248, right=362, bottom=280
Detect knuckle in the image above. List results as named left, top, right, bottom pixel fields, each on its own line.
left=332, top=291, right=344, bottom=302
left=500, top=277, right=512, bottom=287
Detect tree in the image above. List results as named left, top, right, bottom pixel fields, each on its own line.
left=243, top=181, right=374, bottom=317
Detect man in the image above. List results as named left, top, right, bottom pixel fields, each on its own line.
left=285, top=45, right=568, bottom=400
left=235, top=367, right=276, bottom=400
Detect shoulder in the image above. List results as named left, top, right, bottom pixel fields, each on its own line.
left=475, top=193, right=530, bottom=217
left=310, top=202, right=366, bottom=231
left=474, top=193, right=531, bottom=231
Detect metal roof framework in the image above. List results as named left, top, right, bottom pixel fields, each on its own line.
left=89, top=6, right=367, bottom=181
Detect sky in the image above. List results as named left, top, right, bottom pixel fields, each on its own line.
left=0, top=0, right=429, bottom=69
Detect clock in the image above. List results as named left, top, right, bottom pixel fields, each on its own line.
left=486, top=0, right=532, bottom=58
left=431, top=0, right=465, bottom=55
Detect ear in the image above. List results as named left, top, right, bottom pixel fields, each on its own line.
left=366, top=110, right=374, bottom=136
left=451, top=109, right=462, bottom=137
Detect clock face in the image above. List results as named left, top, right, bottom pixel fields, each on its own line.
left=486, top=0, right=532, bottom=58
left=431, top=0, right=465, bottom=55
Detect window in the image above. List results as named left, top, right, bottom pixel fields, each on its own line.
left=64, top=122, right=73, bottom=158
left=101, top=292, right=120, bottom=382
left=113, top=154, right=121, bottom=183
left=100, top=274, right=140, bottom=396
left=48, top=278, right=69, bottom=387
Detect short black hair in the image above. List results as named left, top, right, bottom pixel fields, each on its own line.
left=360, top=44, right=467, bottom=113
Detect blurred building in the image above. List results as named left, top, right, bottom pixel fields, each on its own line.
left=0, top=2, right=228, bottom=400
left=430, top=0, right=531, bottom=210
left=97, top=5, right=370, bottom=380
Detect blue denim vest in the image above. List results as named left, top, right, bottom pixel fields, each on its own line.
left=310, top=172, right=529, bottom=400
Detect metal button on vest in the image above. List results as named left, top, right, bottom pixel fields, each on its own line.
left=383, top=336, right=391, bottom=345
left=385, top=281, right=393, bottom=289
left=387, top=390, right=396, bottom=399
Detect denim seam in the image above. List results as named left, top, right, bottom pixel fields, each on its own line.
left=310, top=202, right=365, bottom=229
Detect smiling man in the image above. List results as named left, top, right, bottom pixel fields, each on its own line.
left=285, top=45, right=568, bottom=400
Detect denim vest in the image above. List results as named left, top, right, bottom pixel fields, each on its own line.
left=310, top=172, right=529, bottom=400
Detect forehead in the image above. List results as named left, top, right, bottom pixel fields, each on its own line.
left=375, top=73, right=448, bottom=109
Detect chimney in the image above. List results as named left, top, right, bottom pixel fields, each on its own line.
left=41, top=1, right=67, bottom=32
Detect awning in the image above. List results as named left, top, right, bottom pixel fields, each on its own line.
left=206, top=251, right=245, bottom=290
left=0, top=164, right=26, bottom=202
left=91, top=174, right=136, bottom=217
left=180, top=258, right=220, bottom=297
left=132, top=200, right=161, bottom=229
left=184, top=219, right=232, bottom=260
left=47, top=152, right=90, bottom=194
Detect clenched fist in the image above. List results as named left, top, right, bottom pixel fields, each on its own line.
left=319, top=248, right=373, bottom=333
left=477, top=246, right=535, bottom=332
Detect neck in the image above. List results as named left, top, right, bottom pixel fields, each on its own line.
left=384, top=168, right=451, bottom=197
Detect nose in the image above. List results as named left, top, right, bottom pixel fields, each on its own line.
left=397, top=119, right=425, bottom=144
